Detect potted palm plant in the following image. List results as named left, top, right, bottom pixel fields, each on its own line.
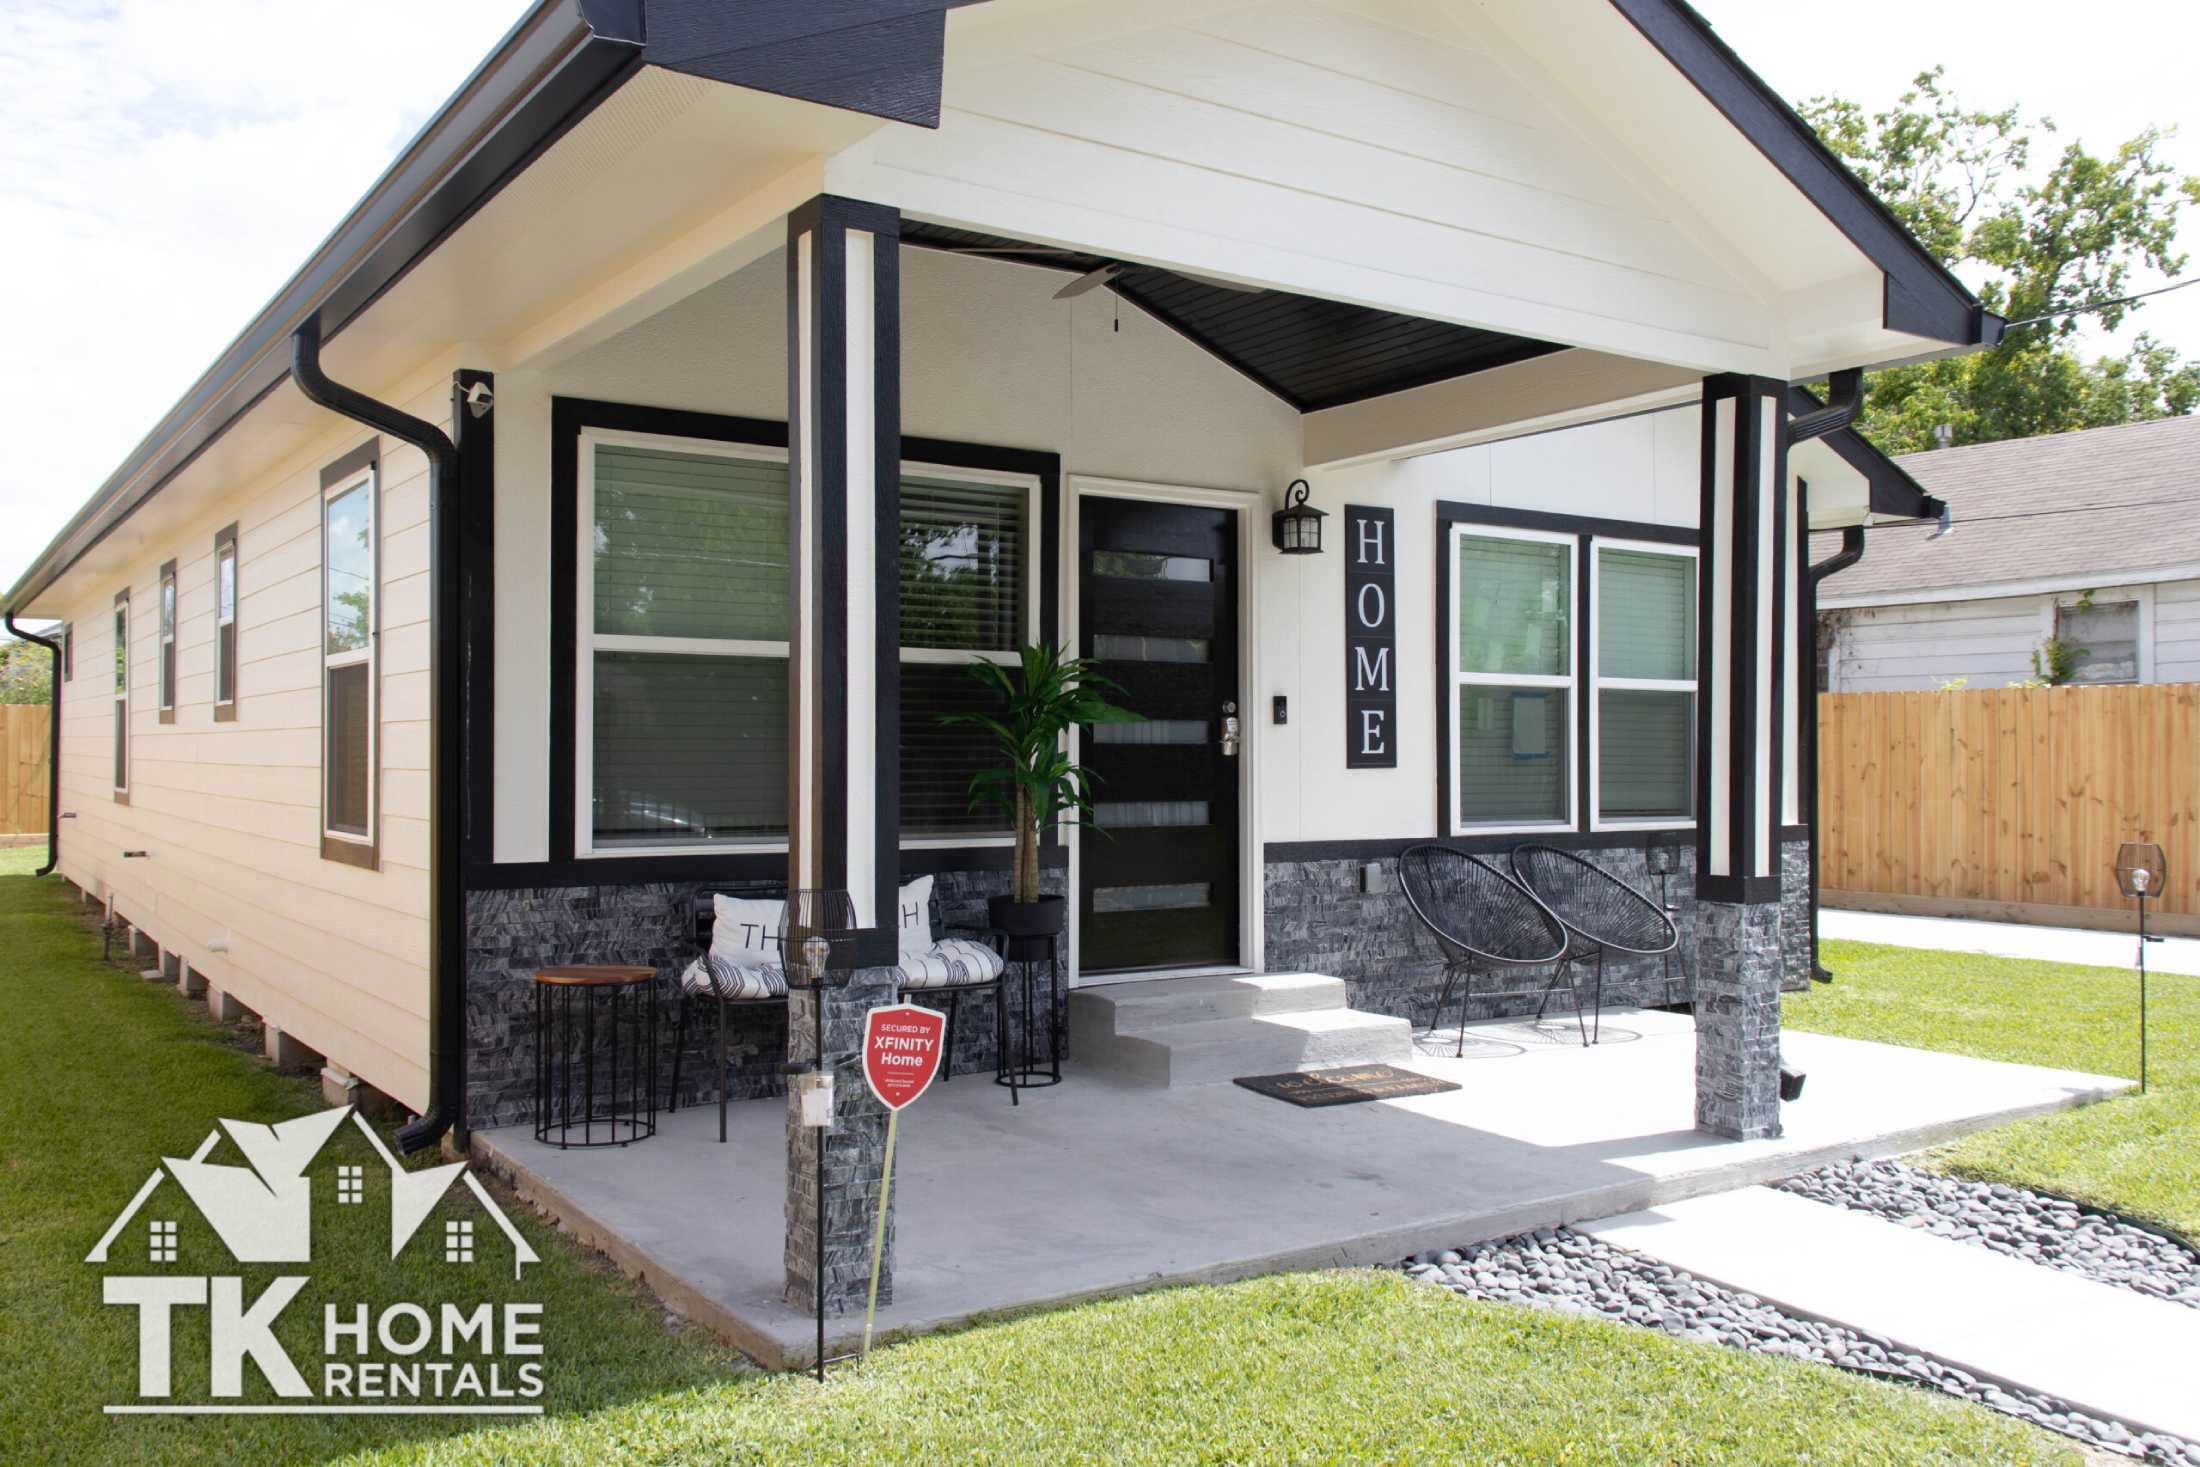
left=942, top=642, right=1141, bottom=937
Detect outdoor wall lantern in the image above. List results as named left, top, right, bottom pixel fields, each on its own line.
left=2114, top=841, right=2167, bottom=1093
left=1272, top=479, right=1326, bottom=555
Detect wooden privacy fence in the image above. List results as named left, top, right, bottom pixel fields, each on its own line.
left=2, top=705, right=51, bottom=837
left=1818, top=684, right=2200, bottom=929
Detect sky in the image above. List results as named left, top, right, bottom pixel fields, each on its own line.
left=2, top=0, right=2197, bottom=613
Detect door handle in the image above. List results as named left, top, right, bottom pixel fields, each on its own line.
left=1220, top=703, right=1241, bottom=758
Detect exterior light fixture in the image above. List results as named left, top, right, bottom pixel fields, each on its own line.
left=1272, top=479, right=1326, bottom=555
left=2114, top=841, right=2167, bottom=1093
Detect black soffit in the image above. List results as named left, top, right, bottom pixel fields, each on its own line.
left=901, top=223, right=1565, bottom=414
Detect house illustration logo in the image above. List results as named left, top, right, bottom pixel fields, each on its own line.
left=86, top=1107, right=548, bottom=1417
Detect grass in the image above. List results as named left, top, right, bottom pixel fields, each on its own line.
left=0, top=863, right=2078, bottom=1466
left=1790, top=938, right=2199, bottom=1238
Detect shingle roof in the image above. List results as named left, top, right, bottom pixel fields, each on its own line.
left=1811, top=415, right=2200, bottom=598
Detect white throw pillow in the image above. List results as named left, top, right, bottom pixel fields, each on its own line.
left=710, top=894, right=786, bottom=970
left=895, top=875, right=935, bottom=959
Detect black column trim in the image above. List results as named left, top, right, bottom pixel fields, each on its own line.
left=455, top=370, right=496, bottom=867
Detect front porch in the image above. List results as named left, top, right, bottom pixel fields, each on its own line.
left=472, top=1006, right=2127, bottom=1368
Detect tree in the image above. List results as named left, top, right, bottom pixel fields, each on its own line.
left=1801, top=69, right=2200, bottom=453
left=0, top=639, right=53, bottom=706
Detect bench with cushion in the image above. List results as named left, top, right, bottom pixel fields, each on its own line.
left=670, top=876, right=1007, bottom=1140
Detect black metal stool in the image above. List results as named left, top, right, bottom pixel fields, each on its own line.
left=533, top=965, right=659, bottom=1148
left=988, top=930, right=1064, bottom=1103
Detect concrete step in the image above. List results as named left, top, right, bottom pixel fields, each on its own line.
left=1069, top=972, right=1347, bottom=1037
left=1078, top=1004, right=1414, bottom=1087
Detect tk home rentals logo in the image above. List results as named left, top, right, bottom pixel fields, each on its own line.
left=85, top=1106, right=547, bottom=1417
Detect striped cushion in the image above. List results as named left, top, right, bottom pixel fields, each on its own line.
left=679, top=954, right=788, bottom=1001
left=893, top=937, right=1004, bottom=990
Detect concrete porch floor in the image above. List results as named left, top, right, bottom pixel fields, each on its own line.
left=471, top=1008, right=2131, bottom=1369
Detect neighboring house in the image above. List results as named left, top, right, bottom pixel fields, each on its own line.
left=4, top=0, right=1996, bottom=1313
left=1815, top=416, right=2200, bottom=691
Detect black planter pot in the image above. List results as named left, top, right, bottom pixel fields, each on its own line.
left=989, top=894, right=1066, bottom=939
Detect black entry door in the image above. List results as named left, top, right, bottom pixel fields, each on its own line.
left=1078, top=497, right=1240, bottom=973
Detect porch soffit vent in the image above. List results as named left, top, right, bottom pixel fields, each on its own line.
left=901, top=223, right=1567, bottom=414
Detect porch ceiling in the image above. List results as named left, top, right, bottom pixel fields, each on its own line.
left=901, top=222, right=1567, bottom=413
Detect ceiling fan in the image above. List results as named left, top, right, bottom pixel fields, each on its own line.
left=935, top=245, right=1266, bottom=300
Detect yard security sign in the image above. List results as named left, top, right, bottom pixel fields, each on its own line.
left=860, top=1003, right=947, bottom=1352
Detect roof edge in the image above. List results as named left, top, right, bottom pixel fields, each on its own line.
left=5, top=1, right=642, bottom=614
left=1609, top=0, right=1994, bottom=350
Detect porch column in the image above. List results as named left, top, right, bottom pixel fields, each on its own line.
left=1693, top=374, right=1789, bottom=1140
left=784, top=194, right=904, bottom=1318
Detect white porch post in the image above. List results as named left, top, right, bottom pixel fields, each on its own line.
left=784, top=194, right=904, bottom=1320
left=1694, top=374, right=1789, bottom=1140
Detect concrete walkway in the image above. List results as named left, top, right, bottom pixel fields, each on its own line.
left=1584, top=1188, right=2200, bottom=1444
left=1823, top=907, right=2200, bottom=977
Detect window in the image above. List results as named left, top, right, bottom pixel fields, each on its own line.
left=579, top=431, right=792, bottom=854
left=2056, top=598, right=2139, bottom=685
left=59, top=623, right=71, bottom=683
left=112, top=591, right=129, bottom=800
left=898, top=466, right=1037, bottom=841
left=1592, top=542, right=1697, bottom=827
left=157, top=560, right=177, bottom=722
left=322, top=455, right=378, bottom=865
left=214, top=524, right=238, bottom=719
left=1449, top=527, right=1575, bottom=832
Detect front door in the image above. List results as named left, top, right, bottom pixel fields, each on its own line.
left=1078, top=496, right=1241, bottom=974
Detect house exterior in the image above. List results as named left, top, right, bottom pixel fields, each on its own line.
left=1816, top=416, right=2200, bottom=692
left=7, top=0, right=1994, bottom=1319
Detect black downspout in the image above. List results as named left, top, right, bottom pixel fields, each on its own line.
left=2, top=613, right=61, bottom=877
left=1803, top=524, right=1866, bottom=982
left=291, top=316, right=465, bottom=1155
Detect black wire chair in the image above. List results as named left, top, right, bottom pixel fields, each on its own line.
left=1397, top=845, right=1571, bottom=1057
left=1508, top=844, right=1679, bottom=1046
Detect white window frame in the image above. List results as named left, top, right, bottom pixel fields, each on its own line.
left=576, top=427, right=793, bottom=860
left=215, top=532, right=238, bottom=711
left=2048, top=585, right=2153, bottom=686
left=1589, top=537, right=1700, bottom=833
left=157, top=564, right=176, bottom=713
left=112, top=594, right=129, bottom=798
left=898, top=459, right=1043, bottom=850
left=322, top=466, right=378, bottom=849
left=1447, top=522, right=1578, bottom=837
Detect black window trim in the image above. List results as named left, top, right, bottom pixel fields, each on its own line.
left=112, top=587, right=129, bottom=804
left=1434, top=501, right=1698, bottom=843
left=540, top=394, right=1062, bottom=888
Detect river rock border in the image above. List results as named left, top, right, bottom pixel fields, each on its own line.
left=1776, top=1159, right=2200, bottom=1310
left=1402, top=1225, right=2200, bottom=1465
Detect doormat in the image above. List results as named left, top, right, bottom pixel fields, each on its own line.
left=1232, top=1064, right=1460, bottom=1108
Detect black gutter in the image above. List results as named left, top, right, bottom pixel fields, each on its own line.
left=291, top=318, right=465, bottom=1156
left=1787, top=384, right=1947, bottom=523
left=1789, top=369, right=1862, bottom=444
left=1802, top=525, right=1866, bottom=982
left=1, top=614, right=61, bottom=877
left=3, top=0, right=643, bottom=617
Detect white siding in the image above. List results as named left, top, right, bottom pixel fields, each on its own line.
left=2157, top=580, right=2200, bottom=684
left=1822, top=595, right=2048, bottom=693
left=1261, top=410, right=1707, bottom=847
left=831, top=0, right=1781, bottom=374
left=52, top=385, right=446, bottom=1111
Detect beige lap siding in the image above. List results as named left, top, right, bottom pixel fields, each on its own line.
left=50, top=374, right=450, bottom=1112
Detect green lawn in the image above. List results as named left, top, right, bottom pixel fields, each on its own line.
left=0, top=863, right=2076, bottom=1466
left=1791, top=938, right=2199, bottom=1237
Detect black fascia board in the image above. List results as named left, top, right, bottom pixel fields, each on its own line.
left=6, top=1, right=640, bottom=614
left=1787, top=384, right=1943, bottom=522
left=1608, top=0, right=1994, bottom=348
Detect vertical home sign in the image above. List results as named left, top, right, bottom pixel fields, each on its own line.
left=1344, top=505, right=1397, bottom=768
